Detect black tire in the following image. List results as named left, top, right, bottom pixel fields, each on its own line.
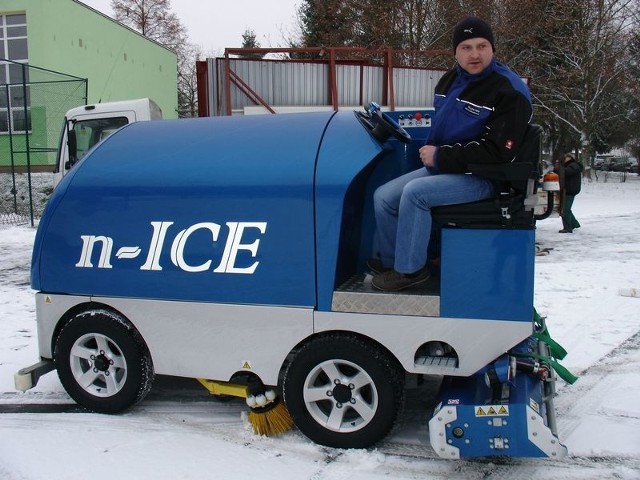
left=54, top=309, right=154, bottom=413
left=283, top=334, right=404, bottom=449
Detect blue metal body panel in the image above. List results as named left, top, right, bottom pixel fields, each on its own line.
left=347, top=111, right=433, bottom=295
left=314, top=112, right=385, bottom=311
left=32, top=109, right=435, bottom=310
left=33, top=113, right=335, bottom=307
left=441, top=228, right=535, bottom=321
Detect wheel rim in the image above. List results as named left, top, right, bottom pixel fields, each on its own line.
left=302, top=358, right=378, bottom=433
left=69, top=333, right=128, bottom=397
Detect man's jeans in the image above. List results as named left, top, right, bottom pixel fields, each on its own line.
left=373, top=168, right=494, bottom=273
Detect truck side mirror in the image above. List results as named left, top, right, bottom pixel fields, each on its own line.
left=66, top=126, right=77, bottom=170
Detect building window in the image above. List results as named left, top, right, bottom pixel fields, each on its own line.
left=0, top=13, right=30, bottom=133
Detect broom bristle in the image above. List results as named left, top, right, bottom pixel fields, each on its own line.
left=248, top=399, right=294, bottom=436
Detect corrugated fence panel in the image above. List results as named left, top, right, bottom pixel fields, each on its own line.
left=393, top=68, right=446, bottom=107
left=273, top=62, right=329, bottom=106
left=362, top=66, right=385, bottom=105
left=209, top=58, right=446, bottom=114
left=335, top=64, right=362, bottom=106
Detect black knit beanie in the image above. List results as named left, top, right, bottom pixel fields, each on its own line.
left=452, top=17, right=495, bottom=52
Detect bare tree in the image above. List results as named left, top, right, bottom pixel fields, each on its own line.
left=521, top=0, right=637, bottom=165
left=111, top=0, right=198, bottom=117
left=623, top=2, right=640, bottom=162
left=112, top=0, right=187, bottom=49
left=176, top=43, right=202, bottom=118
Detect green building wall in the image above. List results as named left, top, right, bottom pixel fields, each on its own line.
left=0, top=0, right=177, bottom=168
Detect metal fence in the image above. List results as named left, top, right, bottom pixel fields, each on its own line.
left=0, top=59, right=87, bottom=226
left=200, top=48, right=448, bottom=117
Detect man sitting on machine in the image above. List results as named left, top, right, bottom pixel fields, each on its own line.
left=369, top=16, right=533, bottom=292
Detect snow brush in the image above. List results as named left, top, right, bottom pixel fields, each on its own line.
left=197, top=378, right=293, bottom=436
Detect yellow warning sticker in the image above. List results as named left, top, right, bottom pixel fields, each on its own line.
left=475, top=405, right=509, bottom=416
left=242, top=361, right=252, bottom=369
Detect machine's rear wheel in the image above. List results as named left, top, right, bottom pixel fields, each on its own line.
left=283, top=334, right=404, bottom=448
left=54, top=309, right=154, bottom=413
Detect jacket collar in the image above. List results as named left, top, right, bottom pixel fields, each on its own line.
left=456, top=57, right=497, bottom=82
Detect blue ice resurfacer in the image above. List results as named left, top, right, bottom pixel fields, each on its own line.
left=17, top=102, right=568, bottom=459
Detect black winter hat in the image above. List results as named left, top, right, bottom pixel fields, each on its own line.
left=452, top=17, right=495, bottom=52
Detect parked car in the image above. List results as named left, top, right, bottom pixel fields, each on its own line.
left=608, top=157, right=632, bottom=172
left=593, top=157, right=607, bottom=170
left=594, top=155, right=635, bottom=172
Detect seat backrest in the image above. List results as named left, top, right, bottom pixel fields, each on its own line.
left=466, top=124, right=543, bottom=194
left=431, top=124, right=544, bottom=229
left=511, top=124, right=543, bottom=193
left=515, top=124, right=543, bottom=169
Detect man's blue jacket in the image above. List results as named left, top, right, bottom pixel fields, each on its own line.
left=428, top=58, right=533, bottom=174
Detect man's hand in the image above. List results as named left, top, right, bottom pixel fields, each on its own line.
left=419, top=145, right=437, bottom=168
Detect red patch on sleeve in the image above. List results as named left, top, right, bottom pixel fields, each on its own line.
left=505, top=139, right=514, bottom=150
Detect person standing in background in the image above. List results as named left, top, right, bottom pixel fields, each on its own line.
left=555, top=153, right=583, bottom=233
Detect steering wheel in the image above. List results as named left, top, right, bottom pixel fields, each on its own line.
left=363, top=102, right=411, bottom=144
left=376, top=110, right=412, bottom=144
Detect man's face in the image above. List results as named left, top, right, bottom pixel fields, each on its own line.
left=455, top=38, right=494, bottom=75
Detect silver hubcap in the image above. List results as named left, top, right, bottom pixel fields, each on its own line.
left=69, top=333, right=128, bottom=397
left=303, top=359, right=378, bottom=433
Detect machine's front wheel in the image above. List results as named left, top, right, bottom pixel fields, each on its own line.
left=283, top=334, right=404, bottom=448
left=54, top=309, right=154, bottom=413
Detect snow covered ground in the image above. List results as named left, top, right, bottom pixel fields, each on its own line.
left=1, top=174, right=639, bottom=479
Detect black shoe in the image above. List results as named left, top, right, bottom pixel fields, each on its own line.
left=371, top=266, right=430, bottom=292
left=559, top=229, right=573, bottom=233
left=366, top=258, right=392, bottom=274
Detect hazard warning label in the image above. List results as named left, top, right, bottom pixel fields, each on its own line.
left=475, top=405, right=509, bottom=417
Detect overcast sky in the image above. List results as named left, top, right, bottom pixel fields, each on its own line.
left=80, top=0, right=301, bottom=56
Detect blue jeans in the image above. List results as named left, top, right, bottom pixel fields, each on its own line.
left=373, top=168, right=495, bottom=273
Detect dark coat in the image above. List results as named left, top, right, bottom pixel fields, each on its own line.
left=557, top=159, right=583, bottom=196
left=429, top=58, right=533, bottom=174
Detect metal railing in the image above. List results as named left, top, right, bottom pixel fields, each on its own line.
left=0, top=59, right=87, bottom=225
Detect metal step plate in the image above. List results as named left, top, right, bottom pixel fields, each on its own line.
left=332, top=273, right=440, bottom=317
left=414, top=355, right=458, bottom=368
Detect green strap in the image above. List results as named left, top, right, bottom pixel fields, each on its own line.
left=533, top=329, right=568, bottom=360
left=523, top=307, right=577, bottom=383
left=533, top=308, right=568, bottom=360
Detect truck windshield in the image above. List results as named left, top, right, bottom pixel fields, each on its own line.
left=73, top=116, right=129, bottom=161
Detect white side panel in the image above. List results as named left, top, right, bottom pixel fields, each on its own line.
left=93, top=297, right=314, bottom=385
left=35, top=293, right=90, bottom=358
left=526, top=405, right=568, bottom=458
left=314, top=311, right=532, bottom=376
left=429, top=403, right=460, bottom=459
left=37, top=295, right=531, bottom=384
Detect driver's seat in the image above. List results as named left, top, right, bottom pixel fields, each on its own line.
left=431, top=124, right=543, bottom=229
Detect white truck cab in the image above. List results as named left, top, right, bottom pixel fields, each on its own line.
left=54, top=98, right=162, bottom=187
